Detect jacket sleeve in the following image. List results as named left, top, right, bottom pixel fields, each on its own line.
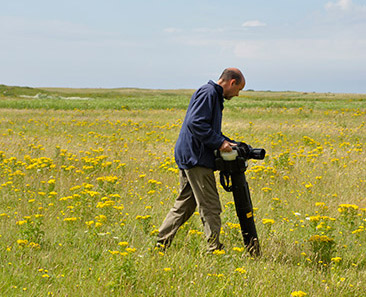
left=186, top=90, right=225, bottom=149
left=222, top=133, right=236, bottom=144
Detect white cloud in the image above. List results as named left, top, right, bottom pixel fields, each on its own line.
left=325, top=0, right=352, bottom=10
left=242, top=20, right=267, bottom=27
left=325, top=0, right=366, bottom=12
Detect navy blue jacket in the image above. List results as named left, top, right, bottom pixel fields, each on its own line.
left=175, top=80, right=233, bottom=170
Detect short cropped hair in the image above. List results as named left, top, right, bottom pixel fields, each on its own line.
left=219, top=69, right=243, bottom=85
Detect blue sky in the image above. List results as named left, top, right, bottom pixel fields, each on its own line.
left=1, top=0, right=365, bottom=93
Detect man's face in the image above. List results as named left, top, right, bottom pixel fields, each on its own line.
left=224, top=80, right=245, bottom=100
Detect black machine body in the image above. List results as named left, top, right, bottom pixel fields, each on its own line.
left=214, top=142, right=266, bottom=256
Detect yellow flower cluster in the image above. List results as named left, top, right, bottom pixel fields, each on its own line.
left=188, top=229, right=203, bottom=235
left=108, top=241, right=136, bottom=257
left=308, top=215, right=336, bottom=222
left=338, top=204, right=359, bottom=213
left=262, top=218, right=275, bottom=225
left=308, top=235, right=334, bottom=243
left=17, top=239, right=41, bottom=249
left=291, top=291, right=307, bottom=297
left=96, top=175, right=118, bottom=183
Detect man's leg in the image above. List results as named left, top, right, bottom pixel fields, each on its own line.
left=184, top=167, right=223, bottom=251
left=157, top=170, right=197, bottom=247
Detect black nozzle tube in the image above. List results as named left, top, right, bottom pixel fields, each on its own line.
left=231, top=172, right=260, bottom=256
left=250, top=148, right=266, bottom=160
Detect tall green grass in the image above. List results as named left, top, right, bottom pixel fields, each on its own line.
left=0, top=85, right=365, bottom=296
left=1, top=84, right=365, bottom=110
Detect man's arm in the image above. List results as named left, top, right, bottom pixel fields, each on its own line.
left=186, top=91, right=225, bottom=150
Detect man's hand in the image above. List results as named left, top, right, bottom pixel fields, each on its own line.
left=219, top=140, right=237, bottom=152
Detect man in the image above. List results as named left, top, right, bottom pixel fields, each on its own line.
left=157, top=68, right=246, bottom=252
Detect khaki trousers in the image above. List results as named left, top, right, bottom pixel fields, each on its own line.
left=158, top=166, right=222, bottom=251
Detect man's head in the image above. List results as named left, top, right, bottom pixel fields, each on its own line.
left=217, top=68, right=245, bottom=100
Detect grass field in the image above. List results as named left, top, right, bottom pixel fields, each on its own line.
left=0, top=85, right=365, bottom=296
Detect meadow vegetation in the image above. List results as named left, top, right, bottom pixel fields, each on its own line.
left=0, top=85, right=365, bottom=296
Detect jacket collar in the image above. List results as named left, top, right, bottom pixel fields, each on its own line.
left=208, top=80, right=224, bottom=109
left=208, top=80, right=223, bottom=99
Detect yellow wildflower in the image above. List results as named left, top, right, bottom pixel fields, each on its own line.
left=291, top=291, right=307, bottom=297
left=331, top=257, right=342, bottom=263
left=262, top=218, right=275, bottom=225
